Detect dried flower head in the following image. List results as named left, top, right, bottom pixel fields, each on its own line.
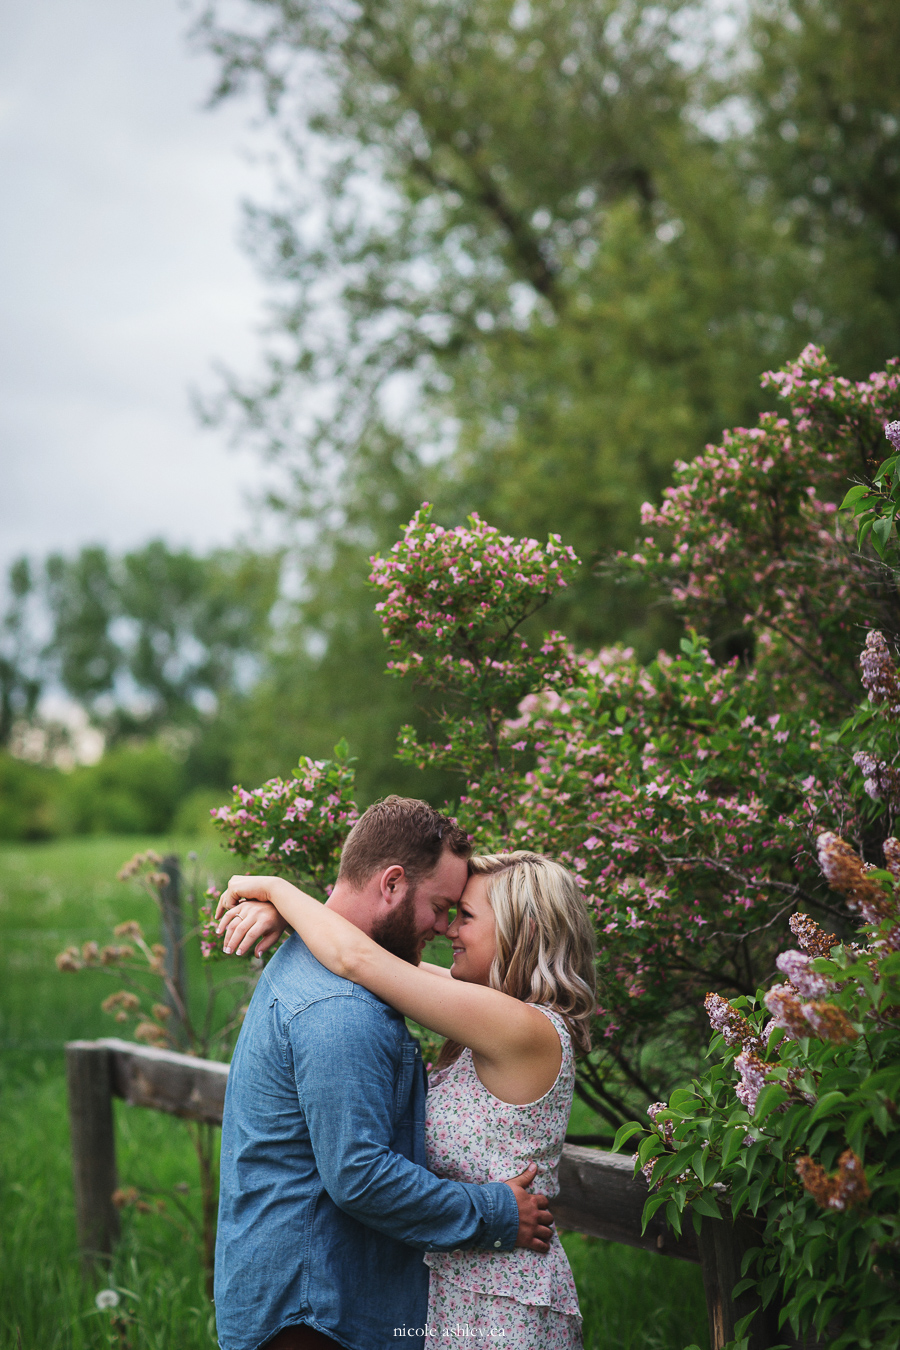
left=775, top=949, right=833, bottom=1000
left=816, top=832, right=892, bottom=924
left=55, top=947, right=82, bottom=972
left=789, top=912, right=837, bottom=958
left=632, top=1151, right=657, bottom=1186
left=764, top=984, right=808, bottom=1040
left=151, top=1002, right=172, bottom=1021
left=95, top=1289, right=120, bottom=1310
left=860, top=631, right=900, bottom=716
left=100, top=944, right=134, bottom=966
left=102, top=990, right=140, bottom=1015
left=883, top=838, right=900, bottom=881
left=734, top=1049, right=769, bottom=1114
left=80, top=941, right=100, bottom=964
left=704, top=993, right=765, bottom=1055
left=646, top=1101, right=674, bottom=1146
left=796, top=1149, right=870, bottom=1211
left=853, top=752, right=900, bottom=807
left=112, top=1187, right=138, bottom=1208
left=801, top=1001, right=859, bottom=1043
left=134, top=1020, right=168, bottom=1047
left=114, top=921, right=144, bottom=940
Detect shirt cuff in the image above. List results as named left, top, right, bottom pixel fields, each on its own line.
left=480, top=1181, right=520, bottom=1251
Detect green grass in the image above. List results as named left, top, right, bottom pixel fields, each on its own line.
left=1, top=837, right=709, bottom=1350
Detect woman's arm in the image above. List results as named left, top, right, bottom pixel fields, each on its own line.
left=216, top=876, right=560, bottom=1097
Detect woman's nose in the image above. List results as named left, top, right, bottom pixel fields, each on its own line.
left=446, top=915, right=459, bottom=937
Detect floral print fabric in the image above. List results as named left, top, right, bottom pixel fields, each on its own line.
left=424, top=1005, right=582, bottom=1344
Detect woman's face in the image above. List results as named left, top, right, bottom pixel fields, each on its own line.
left=446, top=873, right=497, bottom=985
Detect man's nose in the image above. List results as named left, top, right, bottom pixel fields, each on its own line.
left=433, top=910, right=451, bottom=936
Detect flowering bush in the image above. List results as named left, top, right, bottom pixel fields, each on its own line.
left=621, top=794, right=900, bottom=1347
left=369, top=504, right=579, bottom=786
left=365, top=501, right=877, bottom=1127
left=201, top=348, right=900, bottom=1143
left=210, top=741, right=358, bottom=894
left=625, top=344, right=900, bottom=712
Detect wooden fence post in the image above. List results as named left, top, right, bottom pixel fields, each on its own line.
left=65, top=1041, right=119, bottom=1270
left=160, top=854, right=186, bottom=1040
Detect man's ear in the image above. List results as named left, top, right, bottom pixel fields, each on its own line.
left=379, top=864, right=409, bottom=910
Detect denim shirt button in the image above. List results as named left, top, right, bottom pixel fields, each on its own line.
left=493, top=1240, right=502, bottom=1248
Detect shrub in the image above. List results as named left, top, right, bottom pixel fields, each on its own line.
left=623, top=640, right=900, bottom=1350
left=60, top=743, right=185, bottom=834
left=0, top=750, right=62, bottom=840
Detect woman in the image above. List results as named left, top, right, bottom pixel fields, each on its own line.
left=217, top=851, right=596, bottom=1350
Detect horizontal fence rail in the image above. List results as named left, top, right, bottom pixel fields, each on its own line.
left=65, top=1039, right=823, bottom=1350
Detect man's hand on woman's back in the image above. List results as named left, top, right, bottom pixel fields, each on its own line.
left=504, top=1162, right=554, bottom=1253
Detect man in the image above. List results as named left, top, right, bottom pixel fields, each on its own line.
left=214, top=796, right=553, bottom=1350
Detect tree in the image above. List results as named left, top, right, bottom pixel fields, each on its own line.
left=195, top=0, right=813, bottom=646
left=744, top=0, right=900, bottom=378
left=0, top=558, right=42, bottom=747
left=43, top=542, right=281, bottom=742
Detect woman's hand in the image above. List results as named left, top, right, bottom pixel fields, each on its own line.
left=217, top=899, right=288, bottom=957
left=216, top=877, right=294, bottom=957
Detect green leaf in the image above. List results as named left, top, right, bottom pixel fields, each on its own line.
left=612, top=1121, right=644, bottom=1153
left=754, top=1083, right=788, bottom=1123
left=691, top=1191, right=723, bottom=1220
left=721, top=1126, right=747, bottom=1167
left=809, top=1090, right=848, bottom=1124
left=670, top=1087, right=700, bottom=1110
left=840, top=484, right=871, bottom=508
left=640, top=1193, right=669, bottom=1232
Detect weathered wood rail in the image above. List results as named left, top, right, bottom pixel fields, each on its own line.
left=66, top=1039, right=821, bottom=1350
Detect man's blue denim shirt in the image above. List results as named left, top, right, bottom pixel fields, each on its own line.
left=214, top=934, right=519, bottom=1350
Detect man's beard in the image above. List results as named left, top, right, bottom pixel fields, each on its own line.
left=371, top=890, right=421, bottom=965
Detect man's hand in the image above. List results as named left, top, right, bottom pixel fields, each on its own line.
left=216, top=899, right=288, bottom=958
left=503, top=1162, right=554, bottom=1253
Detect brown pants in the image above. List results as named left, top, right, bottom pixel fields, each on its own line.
left=263, top=1326, right=341, bottom=1350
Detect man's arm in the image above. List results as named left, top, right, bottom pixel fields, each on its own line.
left=289, top=992, right=551, bottom=1253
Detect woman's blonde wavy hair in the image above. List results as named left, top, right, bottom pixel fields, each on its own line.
left=435, top=851, right=596, bottom=1070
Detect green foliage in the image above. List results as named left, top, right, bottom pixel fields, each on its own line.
left=626, top=943, right=900, bottom=1349
left=841, top=423, right=900, bottom=558
left=196, top=0, right=900, bottom=658
left=0, top=750, right=62, bottom=840
left=43, top=541, right=281, bottom=740
left=0, top=556, right=41, bottom=747
left=60, top=744, right=187, bottom=836
left=745, top=0, right=900, bottom=377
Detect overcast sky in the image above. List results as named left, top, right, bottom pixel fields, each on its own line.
left=0, top=0, right=280, bottom=576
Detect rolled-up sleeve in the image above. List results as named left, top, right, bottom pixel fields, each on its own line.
left=288, top=993, right=519, bottom=1252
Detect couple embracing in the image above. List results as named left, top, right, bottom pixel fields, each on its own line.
left=213, top=795, right=596, bottom=1350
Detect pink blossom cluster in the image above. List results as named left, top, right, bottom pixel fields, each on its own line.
left=212, top=750, right=358, bottom=893
left=368, top=504, right=580, bottom=778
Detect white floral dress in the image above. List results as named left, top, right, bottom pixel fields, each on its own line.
left=424, top=1005, right=582, bottom=1349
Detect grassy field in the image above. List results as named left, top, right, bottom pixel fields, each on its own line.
left=1, top=837, right=709, bottom=1350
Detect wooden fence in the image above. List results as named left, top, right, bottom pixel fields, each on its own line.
left=66, top=1038, right=821, bottom=1350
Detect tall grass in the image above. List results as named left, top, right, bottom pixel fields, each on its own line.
left=1, top=837, right=708, bottom=1350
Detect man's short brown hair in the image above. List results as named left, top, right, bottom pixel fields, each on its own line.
left=338, top=796, right=471, bottom=889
